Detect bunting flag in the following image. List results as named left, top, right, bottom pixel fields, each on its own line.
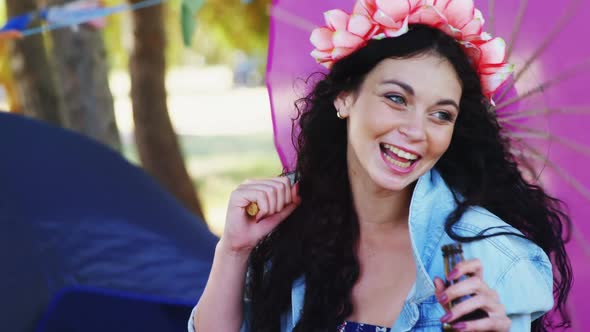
left=39, top=0, right=107, bottom=29
left=180, top=0, right=256, bottom=46
left=0, top=0, right=167, bottom=40
left=0, top=13, right=36, bottom=33
left=0, top=31, right=22, bottom=40
left=181, top=0, right=205, bottom=46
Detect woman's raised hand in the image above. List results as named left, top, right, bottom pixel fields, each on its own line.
left=220, top=176, right=301, bottom=255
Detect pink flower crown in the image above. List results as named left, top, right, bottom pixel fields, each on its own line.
left=310, top=0, right=514, bottom=99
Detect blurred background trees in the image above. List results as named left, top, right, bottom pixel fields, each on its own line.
left=0, top=0, right=281, bottom=232
left=5, top=0, right=64, bottom=125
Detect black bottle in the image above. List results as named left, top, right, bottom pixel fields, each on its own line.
left=441, top=243, right=489, bottom=331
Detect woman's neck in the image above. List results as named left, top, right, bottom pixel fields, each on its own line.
left=349, top=172, right=415, bottom=237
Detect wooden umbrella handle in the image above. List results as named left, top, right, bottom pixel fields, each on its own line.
left=246, top=202, right=259, bottom=217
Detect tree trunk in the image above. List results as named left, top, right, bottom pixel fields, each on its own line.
left=128, top=1, right=205, bottom=220
left=47, top=0, right=121, bottom=151
left=5, top=0, right=64, bottom=125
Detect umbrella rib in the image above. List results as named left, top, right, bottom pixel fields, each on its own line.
left=525, top=152, right=590, bottom=268
left=488, top=0, right=496, bottom=35
left=524, top=145, right=590, bottom=202
left=573, top=230, right=590, bottom=259
left=505, top=0, right=529, bottom=59
left=496, top=0, right=582, bottom=102
left=496, top=57, right=590, bottom=110
left=529, top=146, right=590, bottom=259
left=504, top=123, right=590, bottom=157
left=269, top=6, right=317, bottom=32
left=498, top=106, right=590, bottom=123
left=509, top=148, right=547, bottom=183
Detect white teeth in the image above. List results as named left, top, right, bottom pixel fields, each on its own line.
left=383, top=144, right=418, bottom=160
left=384, top=153, right=412, bottom=168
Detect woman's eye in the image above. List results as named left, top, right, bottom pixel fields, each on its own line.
left=387, top=94, right=406, bottom=105
left=434, top=111, right=454, bottom=122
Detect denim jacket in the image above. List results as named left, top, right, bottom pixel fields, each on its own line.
left=189, top=169, right=553, bottom=331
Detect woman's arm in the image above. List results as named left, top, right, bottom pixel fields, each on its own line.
left=192, top=240, right=250, bottom=332
left=191, top=176, right=301, bottom=331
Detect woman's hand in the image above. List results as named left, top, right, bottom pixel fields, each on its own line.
left=434, top=259, right=511, bottom=332
left=220, top=176, right=301, bottom=256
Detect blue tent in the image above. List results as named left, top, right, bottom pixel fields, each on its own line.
left=0, top=112, right=217, bottom=331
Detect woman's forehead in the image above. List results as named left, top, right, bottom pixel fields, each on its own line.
left=367, top=55, right=462, bottom=100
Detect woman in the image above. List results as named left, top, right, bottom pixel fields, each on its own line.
left=191, top=1, right=571, bottom=331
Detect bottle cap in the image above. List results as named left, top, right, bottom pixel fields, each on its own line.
left=442, top=243, right=463, bottom=256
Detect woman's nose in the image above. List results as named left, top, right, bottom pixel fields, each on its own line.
left=398, top=112, right=427, bottom=142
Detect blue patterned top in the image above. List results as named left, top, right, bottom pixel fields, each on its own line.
left=337, top=321, right=392, bottom=332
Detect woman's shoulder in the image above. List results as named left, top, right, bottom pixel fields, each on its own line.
left=453, top=206, right=549, bottom=263
left=450, top=206, right=554, bottom=318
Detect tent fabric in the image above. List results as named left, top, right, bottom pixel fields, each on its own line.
left=35, top=286, right=194, bottom=332
left=0, top=112, right=217, bottom=331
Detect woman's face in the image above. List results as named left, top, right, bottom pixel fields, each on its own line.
left=335, top=53, right=462, bottom=194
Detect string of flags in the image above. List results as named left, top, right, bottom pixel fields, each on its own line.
left=0, top=0, right=256, bottom=46
left=0, top=0, right=166, bottom=39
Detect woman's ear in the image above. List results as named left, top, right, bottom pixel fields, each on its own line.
left=333, top=91, right=354, bottom=118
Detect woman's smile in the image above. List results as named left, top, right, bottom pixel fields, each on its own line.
left=379, top=143, right=421, bottom=174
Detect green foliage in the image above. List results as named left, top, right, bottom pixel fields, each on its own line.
left=101, top=0, right=185, bottom=69
left=164, top=0, right=187, bottom=67
left=101, top=0, right=126, bottom=68
left=190, top=0, right=270, bottom=64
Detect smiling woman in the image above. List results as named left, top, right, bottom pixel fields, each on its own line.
left=190, top=1, right=572, bottom=332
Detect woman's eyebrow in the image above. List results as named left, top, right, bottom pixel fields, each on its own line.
left=380, top=79, right=415, bottom=96
left=381, top=79, right=459, bottom=111
left=436, top=100, right=460, bottom=112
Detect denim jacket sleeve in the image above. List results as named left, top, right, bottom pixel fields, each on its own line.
left=495, top=255, right=554, bottom=331
left=454, top=207, right=554, bottom=331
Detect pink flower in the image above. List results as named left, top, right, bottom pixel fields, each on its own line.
left=309, top=0, right=513, bottom=100
left=409, top=0, right=483, bottom=39
left=465, top=37, right=514, bottom=97
left=480, top=63, right=514, bottom=98
left=310, top=9, right=378, bottom=67
left=353, top=0, right=424, bottom=37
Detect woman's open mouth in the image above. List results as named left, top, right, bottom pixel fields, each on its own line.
left=379, top=143, right=421, bottom=171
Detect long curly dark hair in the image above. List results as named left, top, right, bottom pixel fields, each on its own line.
left=247, top=25, right=571, bottom=332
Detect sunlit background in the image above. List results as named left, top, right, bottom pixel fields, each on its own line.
left=0, top=0, right=282, bottom=236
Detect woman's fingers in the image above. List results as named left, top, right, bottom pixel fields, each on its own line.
left=437, top=258, right=510, bottom=332
left=274, top=176, right=292, bottom=205
left=442, top=275, right=489, bottom=305
left=434, top=276, right=446, bottom=294
left=449, top=314, right=511, bottom=332
left=447, top=259, right=484, bottom=280
left=434, top=276, right=451, bottom=312
left=233, top=186, right=271, bottom=220
left=245, top=178, right=292, bottom=214
left=440, top=292, right=501, bottom=324
left=238, top=177, right=296, bottom=220
left=254, top=196, right=301, bottom=236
